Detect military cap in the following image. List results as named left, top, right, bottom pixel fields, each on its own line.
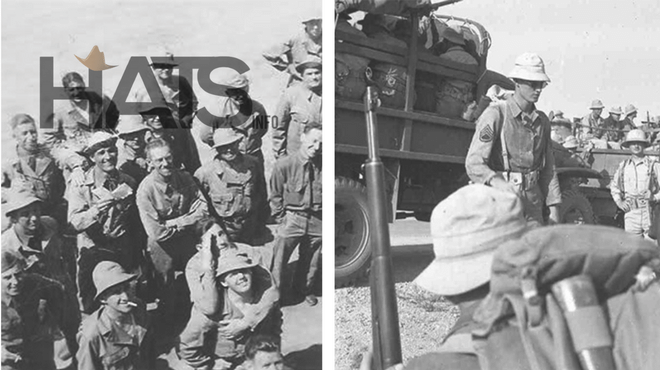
left=295, top=56, right=322, bottom=74
left=508, top=52, right=551, bottom=82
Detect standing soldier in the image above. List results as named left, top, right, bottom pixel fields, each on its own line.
left=270, top=123, right=322, bottom=306
left=195, top=129, right=268, bottom=245
left=116, top=116, right=151, bottom=184
left=272, top=57, right=322, bottom=159
left=2, top=114, right=66, bottom=226
left=611, top=129, right=660, bottom=239
left=133, top=52, right=201, bottom=173
left=77, top=261, right=153, bottom=369
left=198, top=70, right=270, bottom=166
left=136, top=139, right=208, bottom=332
left=465, top=52, right=561, bottom=225
left=67, top=131, right=144, bottom=314
left=579, top=99, right=605, bottom=141
left=263, top=16, right=321, bottom=83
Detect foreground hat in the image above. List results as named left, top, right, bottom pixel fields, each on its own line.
left=93, top=261, right=137, bottom=300
left=4, top=190, right=42, bottom=217
left=414, top=184, right=527, bottom=296
left=216, top=251, right=257, bottom=278
left=563, top=135, right=579, bottom=149
left=508, top=52, right=551, bottom=82
left=441, top=27, right=465, bottom=46
left=2, top=250, right=27, bottom=275
left=210, top=69, right=249, bottom=90
left=589, top=99, right=605, bottom=109
left=82, top=131, right=117, bottom=156
left=609, top=106, right=623, bottom=115
left=621, top=129, right=649, bottom=148
left=212, top=128, right=243, bottom=148
left=295, top=56, right=322, bottom=74
left=624, top=104, right=638, bottom=116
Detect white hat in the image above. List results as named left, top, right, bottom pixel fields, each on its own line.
left=621, top=129, right=649, bottom=148
left=508, top=53, right=551, bottom=82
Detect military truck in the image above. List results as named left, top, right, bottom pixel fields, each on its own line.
left=334, top=6, right=603, bottom=286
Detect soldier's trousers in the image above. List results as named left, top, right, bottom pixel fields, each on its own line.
left=508, top=182, right=544, bottom=226
left=272, top=212, right=322, bottom=298
left=624, top=207, right=652, bottom=239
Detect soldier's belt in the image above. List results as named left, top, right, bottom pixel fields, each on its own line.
left=498, top=170, right=540, bottom=191
left=625, top=197, right=650, bottom=210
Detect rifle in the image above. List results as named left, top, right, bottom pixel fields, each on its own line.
left=364, top=86, right=403, bottom=370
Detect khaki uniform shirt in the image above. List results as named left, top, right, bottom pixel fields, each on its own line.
left=610, top=156, right=660, bottom=204
left=269, top=152, right=322, bottom=219
left=2, top=145, right=65, bottom=208
left=273, top=85, right=322, bottom=158
left=465, top=98, right=561, bottom=206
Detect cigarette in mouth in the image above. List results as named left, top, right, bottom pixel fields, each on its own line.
left=125, top=301, right=138, bottom=307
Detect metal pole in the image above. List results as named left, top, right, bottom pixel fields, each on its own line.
left=365, top=86, right=403, bottom=370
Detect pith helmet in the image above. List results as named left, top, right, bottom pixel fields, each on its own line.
left=563, top=135, right=579, bottom=149
left=609, top=106, right=623, bottom=115
left=216, top=251, right=257, bottom=278
left=414, top=184, right=528, bottom=295
left=508, top=52, right=551, bottom=82
left=624, top=104, right=638, bottom=116
left=589, top=99, right=605, bottom=109
left=93, top=261, right=137, bottom=301
left=212, top=128, right=243, bottom=149
left=621, top=129, right=649, bottom=148
left=82, top=131, right=117, bottom=156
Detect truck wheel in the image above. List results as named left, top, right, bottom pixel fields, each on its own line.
left=335, top=177, right=371, bottom=287
left=559, top=190, right=596, bottom=225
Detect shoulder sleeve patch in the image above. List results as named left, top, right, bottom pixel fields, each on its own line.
left=479, top=124, right=494, bottom=143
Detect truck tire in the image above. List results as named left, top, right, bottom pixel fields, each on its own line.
left=559, top=190, right=596, bottom=225
left=335, top=177, right=371, bottom=287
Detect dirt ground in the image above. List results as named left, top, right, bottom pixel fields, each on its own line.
left=1, top=0, right=323, bottom=368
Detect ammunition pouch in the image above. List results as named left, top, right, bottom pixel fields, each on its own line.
left=498, top=170, right=540, bottom=192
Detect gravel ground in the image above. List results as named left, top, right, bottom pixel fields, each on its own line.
left=335, top=282, right=460, bottom=370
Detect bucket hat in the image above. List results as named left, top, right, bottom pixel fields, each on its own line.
left=589, top=99, right=605, bottom=109
left=4, top=190, right=41, bottom=217
left=212, top=128, right=243, bottom=149
left=563, top=135, right=579, bottom=149
left=624, top=104, right=638, bottom=116
left=609, top=106, right=623, bottom=115
left=82, top=131, right=117, bottom=156
left=93, top=261, right=137, bottom=300
left=414, top=184, right=528, bottom=295
left=508, top=52, right=551, bottom=82
left=621, top=129, right=649, bottom=148
left=216, top=251, right=258, bottom=278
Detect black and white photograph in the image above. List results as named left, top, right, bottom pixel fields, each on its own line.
left=1, top=0, right=322, bottom=369
left=334, top=0, right=660, bottom=369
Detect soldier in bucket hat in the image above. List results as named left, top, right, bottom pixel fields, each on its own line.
left=194, top=128, right=268, bottom=245
left=179, top=226, right=281, bottom=370
left=77, top=261, right=153, bottom=369
left=466, top=53, right=561, bottom=225
left=611, top=129, right=660, bottom=238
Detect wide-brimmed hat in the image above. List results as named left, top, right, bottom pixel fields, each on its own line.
left=589, top=99, right=605, bottom=109
left=414, top=184, right=527, bottom=296
left=210, top=69, right=249, bottom=90
left=563, top=135, right=579, bottom=149
left=93, top=261, right=137, bottom=301
left=508, top=52, right=551, bottom=82
left=609, top=106, right=623, bottom=115
left=150, top=52, right=178, bottom=67
left=624, top=104, right=638, bottom=116
left=2, top=249, right=27, bottom=275
left=81, top=131, right=117, bottom=156
left=295, top=56, right=322, bottom=74
left=621, top=129, right=649, bottom=148
left=216, top=251, right=257, bottom=278
left=117, top=116, right=150, bottom=137
left=4, top=190, right=42, bottom=217
left=441, top=27, right=465, bottom=46
left=212, top=128, right=243, bottom=148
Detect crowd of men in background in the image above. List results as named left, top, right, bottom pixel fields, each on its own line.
left=1, top=15, right=321, bottom=370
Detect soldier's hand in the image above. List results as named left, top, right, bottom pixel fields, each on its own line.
left=1, top=346, right=22, bottom=364
left=217, top=319, right=249, bottom=338
left=200, top=233, right=218, bottom=273
left=95, top=198, right=115, bottom=213
left=617, top=200, right=631, bottom=213
left=634, top=265, right=657, bottom=292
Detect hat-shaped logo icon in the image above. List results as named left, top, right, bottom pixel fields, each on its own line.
left=75, top=45, right=117, bottom=71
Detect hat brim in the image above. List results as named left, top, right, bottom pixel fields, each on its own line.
left=621, top=140, right=650, bottom=148
left=508, top=68, right=551, bottom=82
left=82, top=137, right=118, bottom=156
left=415, top=250, right=494, bottom=296
left=150, top=62, right=178, bottom=67
left=94, top=273, right=137, bottom=301
left=296, top=62, right=322, bottom=73
left=590, top=106, right=605, bottom=110
left=216, top=260, right=258, bottom=278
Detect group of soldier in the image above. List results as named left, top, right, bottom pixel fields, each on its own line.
left=1, top=15, right=322, bottom=370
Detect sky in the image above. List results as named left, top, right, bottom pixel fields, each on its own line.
left=437, top=0, right=660, bottom=121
